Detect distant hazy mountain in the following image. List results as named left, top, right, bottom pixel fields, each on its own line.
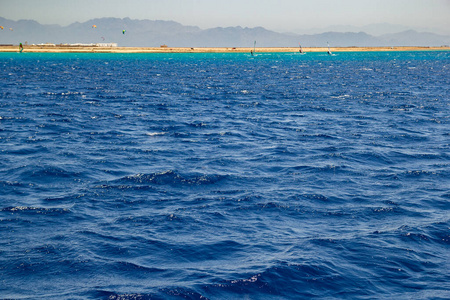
left=380, top=30, right=450, bottom=47
left=299, top=23, right=412, bottom=36
left=1, top=17, right=449, bottom=47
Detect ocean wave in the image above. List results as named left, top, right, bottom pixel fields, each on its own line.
left=5, top=165, right=83, bottom=184
left=1, top=51, right=449, bottom=299
left=113, top=170, right=228, bottom=186
left=202, top=262, right=349, bottom=298
left=1, top=206, right=71, bottom=214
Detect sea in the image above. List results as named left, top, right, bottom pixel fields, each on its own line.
left=0, top=50, right=449, bottom=299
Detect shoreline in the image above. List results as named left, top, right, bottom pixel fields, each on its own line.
left=0, top=45, right=449, bottom=53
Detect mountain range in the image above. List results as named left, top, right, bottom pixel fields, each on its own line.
left=1, top=17, right=449, bottom=47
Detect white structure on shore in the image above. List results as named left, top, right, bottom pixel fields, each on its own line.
left=31, top=43, right=118, bottom=47
left=95, top=43, right=118, bottom=47
left=51, top=43, right=119, bottom=47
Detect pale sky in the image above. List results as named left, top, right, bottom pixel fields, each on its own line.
left=1, top=0, right=449, bottom=34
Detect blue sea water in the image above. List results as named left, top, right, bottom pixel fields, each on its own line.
left=0, top=50, right=449, bottom=299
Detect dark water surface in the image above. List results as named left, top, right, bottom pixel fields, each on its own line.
left=1, top=51, right=449, bottom=299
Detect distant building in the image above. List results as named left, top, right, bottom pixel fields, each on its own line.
left=96, top=43, right=118, bottom=47
left=68, top=43, right=96, bottom=47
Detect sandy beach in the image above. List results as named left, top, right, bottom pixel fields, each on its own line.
left=0, top=45, right=449, bottom=53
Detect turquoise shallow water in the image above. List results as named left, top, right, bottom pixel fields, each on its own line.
left=0, top=51, right=449, bottom=299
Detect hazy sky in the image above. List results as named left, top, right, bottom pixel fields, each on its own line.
left=1, top=0, right=449, bottom=34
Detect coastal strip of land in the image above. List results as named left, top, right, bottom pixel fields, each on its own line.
left=0, top=45, right=449, bottom=53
